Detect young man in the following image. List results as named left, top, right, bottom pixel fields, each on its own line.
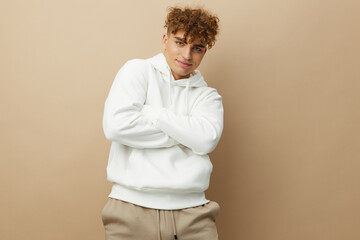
left=101, top=6, right=223, bottom=240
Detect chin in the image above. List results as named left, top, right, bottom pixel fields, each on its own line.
left=175, top=70, right=189, bottom=77
left=180, top=72, right=191, bottom=77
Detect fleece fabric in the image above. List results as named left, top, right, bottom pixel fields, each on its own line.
left=103, top=53, right=224, bottom=210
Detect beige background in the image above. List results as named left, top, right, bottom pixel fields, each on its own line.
left=1, top=0, right=360, bottom=239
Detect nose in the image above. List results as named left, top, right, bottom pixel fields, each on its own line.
left=182, top=46, right=192, bottom=61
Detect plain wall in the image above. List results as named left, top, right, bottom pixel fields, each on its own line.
left=1, top=0, right=360, bottom=239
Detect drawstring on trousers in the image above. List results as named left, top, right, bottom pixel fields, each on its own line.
left=156, top=209, right=178, bottom=240
left=156, top=209, right=160, bottom=240
left=170, top=210, right=178, bottom=239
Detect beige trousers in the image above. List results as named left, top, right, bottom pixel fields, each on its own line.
left=101, top=197, right=220, bottom=240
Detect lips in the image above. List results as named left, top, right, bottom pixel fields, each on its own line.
left=176, top=59, right=192, bottom=68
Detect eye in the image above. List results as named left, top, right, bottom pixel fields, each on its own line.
left=193, top=47, right=203, bottom=52
left=176, top=41, right=184, bottom=46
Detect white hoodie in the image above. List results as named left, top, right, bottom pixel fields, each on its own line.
left=103, top=53, right=224, bottom=209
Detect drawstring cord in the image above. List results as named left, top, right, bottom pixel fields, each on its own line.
left=156, top=209, right=178, bottom=240
left=156, top=209, right=161, bottom=240
left=170, top=210, right=178, bottom=239
left=185, top=80, right=190, bottom=115
left=168, top=69, right=172, bottom=105
left=168, top=68, right=191, bottom=116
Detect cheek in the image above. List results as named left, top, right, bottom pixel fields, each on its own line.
left=198, top=54, right=205, bottom=61
left=193, top=57, right=203, bottom=67
left=170, top=46, right=181, bottom=55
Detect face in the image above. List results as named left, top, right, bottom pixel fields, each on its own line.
left=162, top=30, right=207, bottom=80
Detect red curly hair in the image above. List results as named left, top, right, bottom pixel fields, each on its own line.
left=164, top=6, right=220, bottom=49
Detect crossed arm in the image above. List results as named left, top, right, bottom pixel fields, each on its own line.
left=103, top=60, right=224, bottom=155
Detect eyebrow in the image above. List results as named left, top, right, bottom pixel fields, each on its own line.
left=175, top=37, right=186, bottom=42
left=193, top=44, right=206, bottom=48
left=174, top=37, right=206, bottom=48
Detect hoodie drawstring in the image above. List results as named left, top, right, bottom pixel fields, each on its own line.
left=185, top=80, right=190, bottom=115
left=168, top=68, right=191, bottom=115
left=168, top=68, right=172, bottom=105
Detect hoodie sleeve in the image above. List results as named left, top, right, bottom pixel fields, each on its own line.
left=142, top=88, right=224, bottom=155
left=103, top=60, right=177, bottom=149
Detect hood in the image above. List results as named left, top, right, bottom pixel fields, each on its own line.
left=147, top=53, right=207, bottom=114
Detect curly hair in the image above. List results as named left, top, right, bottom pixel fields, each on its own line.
left=164, top=6, right=220, bottom=49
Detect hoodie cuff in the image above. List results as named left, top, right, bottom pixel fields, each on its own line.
left=141, top=105, right=165, bottom=127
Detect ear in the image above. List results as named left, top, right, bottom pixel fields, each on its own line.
left=204, top=48, right=207, bottom=54
left=162, top=34, right=168, bottom=50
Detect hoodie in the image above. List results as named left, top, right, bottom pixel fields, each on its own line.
left=103, top=53, right=224, bottom=209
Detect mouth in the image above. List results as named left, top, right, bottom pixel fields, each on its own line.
left=176, top=59, right=192, bottom=68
